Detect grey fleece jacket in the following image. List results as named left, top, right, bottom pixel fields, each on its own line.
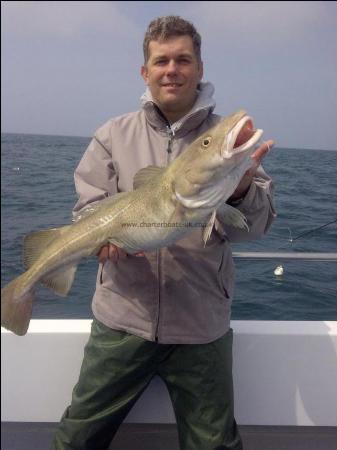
left=73, top=82, right=276, bottom=344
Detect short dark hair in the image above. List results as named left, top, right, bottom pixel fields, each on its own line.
left=143, top=16, right=202, bottom=64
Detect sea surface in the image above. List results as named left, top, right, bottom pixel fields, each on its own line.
left=1, top=132, right=336, bottom=320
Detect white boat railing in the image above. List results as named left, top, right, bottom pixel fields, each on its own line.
left=233, top=252, right=337, bottom=261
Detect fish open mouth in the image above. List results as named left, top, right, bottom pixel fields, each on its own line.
left=222, top=115, right=263, bottom=158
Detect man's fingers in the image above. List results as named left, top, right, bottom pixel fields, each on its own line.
left=98, top=244, right=126, bottom=263
left=252, top=139, right=274, bottom=163
left=108, top=244, right=129, bottom=262
left=98, top=244, right=144, bottom=263
left=108, top=244, right=119, bottom=263
left=244, top=139, right=275, bottom=178
left=229, top=139, right=275, bottom=202
left=116, top=246, right=128, bottom=260
left=97, top=245, right=109, bottom=264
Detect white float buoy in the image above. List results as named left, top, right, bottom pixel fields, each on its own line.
left=274, top=265, right=284, bottom=276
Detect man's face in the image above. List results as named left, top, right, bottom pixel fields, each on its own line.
left=141, top=35, right=203, bottom=122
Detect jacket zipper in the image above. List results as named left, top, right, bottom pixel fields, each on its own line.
left=152, top=103, right=175, bottom=155
left=166, top=125, right=174, bottom=154
left=155, top=123, right=174, bottom=342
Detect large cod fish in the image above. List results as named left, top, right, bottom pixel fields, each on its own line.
left=1, top=110, right=263, bottom=336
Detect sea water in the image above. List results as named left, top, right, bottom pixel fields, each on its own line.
left=1, top=133, right=336, bottom=320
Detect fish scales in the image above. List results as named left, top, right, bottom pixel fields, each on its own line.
left=1, top=109, right=263, bottom=335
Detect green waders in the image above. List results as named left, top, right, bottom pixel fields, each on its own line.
left=51, top=319, right=242, bottom=450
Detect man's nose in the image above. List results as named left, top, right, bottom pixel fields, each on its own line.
left=166, top=60, right=178, bottom=74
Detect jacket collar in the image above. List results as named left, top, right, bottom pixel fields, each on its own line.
left=140, top=81, right=216, bottom=136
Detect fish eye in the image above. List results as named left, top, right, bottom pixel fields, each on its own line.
left=202, top=137, right=212, bottom=148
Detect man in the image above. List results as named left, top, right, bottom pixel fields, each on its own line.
left=52, top=16, right=275, bottom=450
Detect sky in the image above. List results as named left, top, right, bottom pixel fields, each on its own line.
left=1, top=1, right=337, bottom=150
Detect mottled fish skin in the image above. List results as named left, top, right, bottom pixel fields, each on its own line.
left=1, top=109, right=263, bottom=335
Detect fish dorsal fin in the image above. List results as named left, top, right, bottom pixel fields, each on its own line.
left=23, top=226, right=71, bottom=270
left=41, top=264, right=78, bottom=296
left=202, top=210, right=217, bottom=245
left=133, top=166, right=165, bottom=190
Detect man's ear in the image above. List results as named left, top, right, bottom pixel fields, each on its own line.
left=198, top=60, right=204, bottom=82
left=141, top=65, right=149, bottom=85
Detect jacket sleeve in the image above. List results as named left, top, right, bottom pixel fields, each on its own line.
left=72, top=123, right=118, bottom=217
left=216, top=165, right=276, bottom=243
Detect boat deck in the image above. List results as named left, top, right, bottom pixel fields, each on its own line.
left=3, top=320, right=337, bottom=449
left=2, top=422, right=337, bottom=450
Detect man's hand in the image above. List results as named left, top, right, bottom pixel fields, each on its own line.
left=97, top=244, right=145, bottom=264
left=228, top=139, right=274, bottom=202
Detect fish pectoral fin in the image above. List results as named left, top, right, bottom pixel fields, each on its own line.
left=202, top=210, right=217, bottom=246
left=133, top=166, right=165, bottom=190
left=217, top=204, right=249, bottom=230
left=106, top=237, right=139, bottom=255
left=23, top=226, right=72, bottom=270
left=41, top=264, right=78, bottom=296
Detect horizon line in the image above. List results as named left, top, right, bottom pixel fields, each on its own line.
left=1, top=131, right=336, bottom=152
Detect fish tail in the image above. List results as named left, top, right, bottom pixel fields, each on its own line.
left=1, top=274, right=34, bottom=336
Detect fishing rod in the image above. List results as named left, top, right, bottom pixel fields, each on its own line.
left=274, top=218, right=337, bottom=250
left=288, top=219, right=337, bottom=243
left=271, top=218, right=337, bottom=276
